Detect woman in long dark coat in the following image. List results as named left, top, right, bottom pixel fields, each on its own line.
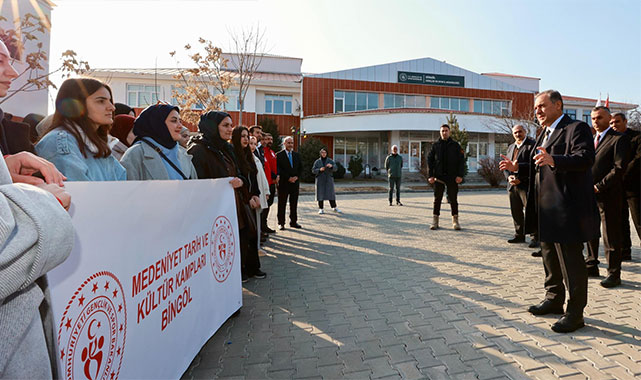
left=188, top=112, right=265, bottom=282
left=312, top=148, right=341, bottom=214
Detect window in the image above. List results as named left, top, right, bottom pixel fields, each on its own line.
left=583, top=113, right=591, bottom=124
left=127, top=84, right=159, bottom=107
left=334, top=91, right=379, bottom=113
left=265, top=94, right=293, bottom=115
left=564, top=109, right=577, bottom=120
left=460, top=99, right=469, bottom=112
left=470, top=99, right=511, bottom=116
left=171, top=86, right=204, bottom=109
left=430, top=96, right=469, bottom=112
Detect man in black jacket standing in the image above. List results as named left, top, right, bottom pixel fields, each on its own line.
left=500, top=90, right=600, bottom=333
left=610, top=112, right=641, bottom=260
left=276, top=136, right=302, bottom=230
left=427, top=124, right=465, bottom=230
left=585, top=106, right=630, bottom=287
left=504, top=124, right=537, bottom=245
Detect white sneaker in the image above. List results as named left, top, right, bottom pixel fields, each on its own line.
left=318, top=209, right=325, bottom=214
left=333, top=208, right=342, bottom=213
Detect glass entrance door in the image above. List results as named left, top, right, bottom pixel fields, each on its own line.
left=409, top=141, right=420, bottom=172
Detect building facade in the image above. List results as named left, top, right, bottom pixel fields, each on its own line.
left=300, top=58, right=537, bottom=173
left=89, top=53, right=302, bottom=136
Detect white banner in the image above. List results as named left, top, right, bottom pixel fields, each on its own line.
left=48, top=179, right=242, bottom=380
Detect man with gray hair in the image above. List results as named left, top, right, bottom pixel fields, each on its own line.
left=276, top=136, right=302, bottom=229
left=385, top=145, right=403, bottom=206
left=504, top=124, right=537, bottom=245
left=500, top=89, right=599, bottom=333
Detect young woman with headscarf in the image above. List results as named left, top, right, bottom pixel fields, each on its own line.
left=188, top=112, right=266, bottom=282
left=119, top=104, right=197, bottom=180
left=36, top=78, right=126, bottom=181
left=312, top=148, right=341, bottom=214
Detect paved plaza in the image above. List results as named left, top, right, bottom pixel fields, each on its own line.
left=182, top=191, right=641, bottom=380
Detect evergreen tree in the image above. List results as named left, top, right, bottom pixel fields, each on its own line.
left=446, top=112, right=469, bottom=178
left=299, top=137, right=327, bottom=183
left=260, top=118, right=282, bottom=150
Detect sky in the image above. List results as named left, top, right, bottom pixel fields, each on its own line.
left=41, top=0, right=640, bottom=106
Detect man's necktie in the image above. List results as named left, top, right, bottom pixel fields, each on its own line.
left=542, top=128, right=551, bottom=146
left=512, top=146, right=520, bottom=161
left=594, top=134, right=601, bottom=149
left=288, top=151, right=293, bottom=167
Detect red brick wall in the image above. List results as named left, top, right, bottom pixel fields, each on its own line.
left=256, top=114, right=301, bottom=137
left=302, top=77, right=534, bottom=118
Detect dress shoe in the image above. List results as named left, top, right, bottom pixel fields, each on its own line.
left=264, top=226, right=276, bottom=234
left=242, top=273, right=249, bottom=283
left=397, top=201, right=403, bottom=206
left=586, top=266, right=600, bottom=278
left=600, top=274, right=621, bottom=288
left=507, top=235, right=525, bottom=244
left=528, top=240, right=540, bottom=248
left=551, top=314, right=585, bottom=333
left=528, top=300, right=564, bottom=315
left=531, top=250, right=542, bottom=257
left=279, top=225, right=286, bottom=231
left=290, top=223, right=302, bottom=229
left=253, top=270, right=267, bottom=279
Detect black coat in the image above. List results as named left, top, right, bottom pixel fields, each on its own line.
left=622, top=128, right=641, bottom=197
left=522, top=115, right=600, bottom=244
left=592, top=128, right=629, bottom=202
left=0, top=110, right=34, bottom=155
left=276, top=149, right=302, bottom=184
left=504, top=137, right=536, bottom=191
left=427, top=138, right=465, bottom=180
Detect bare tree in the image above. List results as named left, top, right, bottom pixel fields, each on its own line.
left=228, top=24, right=267, bottom=126
left=0, top=13, right=89, bottom=105
left=484, top=109, right=540, bottom=137
left=169, top=38, right=233, bottom=126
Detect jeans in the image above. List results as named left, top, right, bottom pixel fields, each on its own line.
left=388, top=177, right=401, bottom=203
left=433, top=180, right=459, bottom=216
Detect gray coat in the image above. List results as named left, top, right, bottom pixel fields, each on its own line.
left=120, top=142, right=198, bottom=180
left=0, top=149, right=74, bottom=378
left=312, top=157, right=336, bottom=201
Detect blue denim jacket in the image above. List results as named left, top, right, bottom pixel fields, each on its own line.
left=36, top=127, right=127, bottom=181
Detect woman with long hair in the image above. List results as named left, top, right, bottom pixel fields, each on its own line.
left=188, top=112, right=266, bottom=282
left=120, top=104, right=197, bottom=180
left=35, top=78, right=126, bottom=181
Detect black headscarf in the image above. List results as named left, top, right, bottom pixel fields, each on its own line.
left=198, top=111, right=231, bottom=149
left=133, top=104, right=179, bottom=149
left=115, top=103, right=135, bottom=116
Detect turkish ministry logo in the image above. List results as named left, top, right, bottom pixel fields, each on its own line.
left=210, top=216, right=236, bottom=282
left=58, top=271, right=127, bottom=380
left=398, top=72, right=408, bottom=82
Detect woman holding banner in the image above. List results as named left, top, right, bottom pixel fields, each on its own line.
left=35, top=78, right=126, bottom=181
left=120, top=104, right=197, bottom=180
left=188, top=112, right=266, bottom=282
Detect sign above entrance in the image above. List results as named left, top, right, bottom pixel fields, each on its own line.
left=397, top=71, right=465, bottom=87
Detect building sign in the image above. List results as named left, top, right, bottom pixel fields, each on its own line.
left=397, top=71, right=465, bottom=87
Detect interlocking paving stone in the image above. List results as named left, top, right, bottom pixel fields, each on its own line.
left=181, top=192, right=641, bottom=380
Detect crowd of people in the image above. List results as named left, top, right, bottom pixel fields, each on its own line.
left=1, top=30, right=640, bottom=377
left=0, top=35, right=347, bottom=377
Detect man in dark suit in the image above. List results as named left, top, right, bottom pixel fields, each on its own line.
left=610, top=112, right=641, bottom=260
left=500, top=90, right=600, bottom=333
left=276, top=136, right=302, bottom=230
left=504, top=124, right=536, bottom=245
left=585, top=107, right=629, bottom=287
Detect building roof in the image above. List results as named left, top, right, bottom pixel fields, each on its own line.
left=89, top=68, right=302, bottom=83
left=306, top=57, right=534, bottom=94
left=482, top=72, right=541, bottom=80
left=563, top=95, right=637, bottom=108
